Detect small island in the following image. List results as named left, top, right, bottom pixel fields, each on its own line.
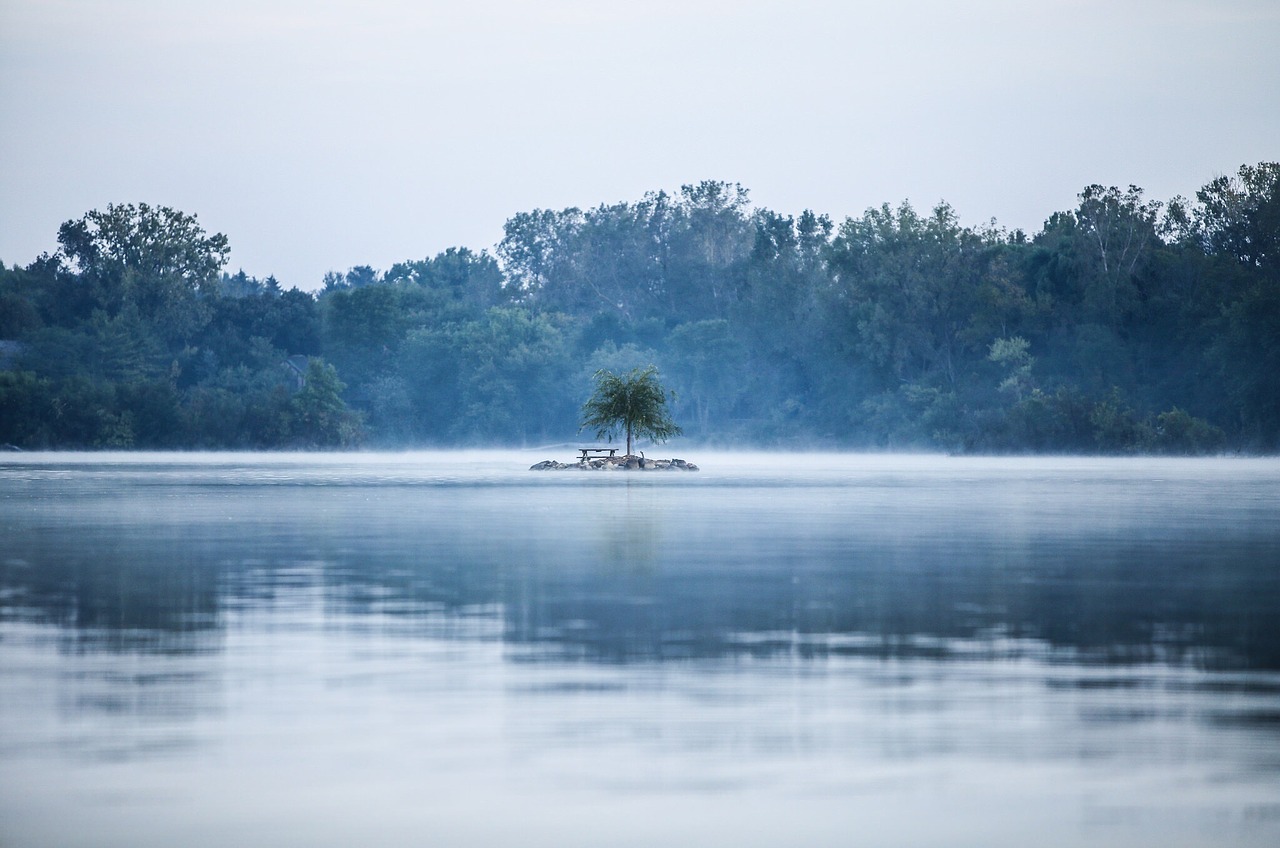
left=531, top=365, right=697, bottom=471
left=530, top=455, right=698, bottom=471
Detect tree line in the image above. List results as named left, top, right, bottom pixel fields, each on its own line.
left=1, top=163, right=1276, bottom=452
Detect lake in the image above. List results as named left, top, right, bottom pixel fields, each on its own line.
left=2, top=452, right=1279, bottom=847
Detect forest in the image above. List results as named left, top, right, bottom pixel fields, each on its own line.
left=0, top=162, right=1276, bottom=453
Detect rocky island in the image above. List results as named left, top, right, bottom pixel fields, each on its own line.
left=530, top=455, right=699, bottom=471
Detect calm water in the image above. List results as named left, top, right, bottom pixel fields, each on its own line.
left=2, top=452, right=1279, bottom=847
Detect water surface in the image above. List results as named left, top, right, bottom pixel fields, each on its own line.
left=2, top=452, right=1279, bottom=847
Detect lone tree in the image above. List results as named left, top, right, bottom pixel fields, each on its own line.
left=580, top=365, right=681, bottom=456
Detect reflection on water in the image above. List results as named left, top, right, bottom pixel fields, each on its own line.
left=2, top=452, right=1280, bottom=847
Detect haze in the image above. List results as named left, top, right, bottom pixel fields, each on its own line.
left=2, top=0, right=1277, bottom=289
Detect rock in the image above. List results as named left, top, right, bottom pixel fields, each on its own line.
left=528, top=456, right=699, bottom=471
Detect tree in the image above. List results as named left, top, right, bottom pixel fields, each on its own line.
left=664, top=319, right=747, bottom=437
left=56, top=203, right=229, bottom=343
left=1072, top=184, right=1162, bottom=327
left=397, top=307, right=573, bottom=444
left=580, top=365, right=681, bottom=456
left=825, top=201, right=1005, bottom=396
left=989, top=336, right=1035, bottom=401
left=290, top=358, right=363, bottom=448
left=1193, top=162, right=1280, bottom=273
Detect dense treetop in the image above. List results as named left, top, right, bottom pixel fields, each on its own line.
left=1, top=165, right=1277, bottom=452
left=581, top=365, right=682, bottom=456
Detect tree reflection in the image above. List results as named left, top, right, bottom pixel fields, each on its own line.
left=6, top=521, right=1275, bottom=671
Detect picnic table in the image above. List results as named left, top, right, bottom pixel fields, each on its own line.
left=578, top=447, right=619, bottom=461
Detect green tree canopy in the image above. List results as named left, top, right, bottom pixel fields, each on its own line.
left=4, top=165, right=1277, bottom=453
left=56, top=203, right=230, bottom=343
left=291, top=358, right=363, bottom=448
left=580, top=365, right=681, bottom=456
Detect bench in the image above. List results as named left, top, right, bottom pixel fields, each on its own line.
left=578, top=447, right=619, bottom=461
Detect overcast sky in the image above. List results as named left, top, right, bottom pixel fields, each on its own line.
left=2, top=0, right=1277, bottom=289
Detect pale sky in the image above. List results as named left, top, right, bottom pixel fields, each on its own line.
left=2, top=0, right=1277, bottom=290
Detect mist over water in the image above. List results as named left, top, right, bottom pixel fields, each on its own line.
left=2, top=452, right=1279, bottom=847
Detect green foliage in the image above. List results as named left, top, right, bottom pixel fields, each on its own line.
left=180, top=379, right=294, bottom=449
left=1212, top=281, right=1280, bottom=448
left=0, top=267, right=41, bottom=337
left=398, top=307, right=573, bottom=444
left=0, top=205, right=361, bottom=450
left=1072, top=184, right=1162, bottom=327
left=3, top=167, right=1278, bottom=453
left=1193, top=162, right=1280, bottom=273
left=202, top=280, right=321, bottom=372
left=291, top=359, right=363, bottom=448
left=995, top=387, right=1097, bottom=452
left=1087, top=389, right=1152, bottom=453
left=989, top=336, right=1035, bottom=399
left=664, top=319, right=747, bottom=438
left=0, top=371, right=54, bottom=446
left=1150, top=408, right=1226, bottom=455
left=826, top=201, right=1009, bottom=394
left=580, top=365, right=682, bottom=455
left=444, top=308, right=574, bottom=444
left=56, top=203, right=228, bottom=343
left=983, top=388, right=1226, bottom=455
left=498, top=182, right=752, bottom=321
